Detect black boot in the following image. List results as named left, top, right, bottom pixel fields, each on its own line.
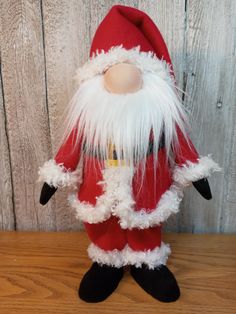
left=79, top=262, right=124, bottom=303
left=130, top=264, right=180, bottom=302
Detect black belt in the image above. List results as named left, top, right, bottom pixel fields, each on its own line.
left=83, top=133, right=165, bottom=159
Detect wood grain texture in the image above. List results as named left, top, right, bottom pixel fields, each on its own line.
left=0, top=62, right=15, bottom=230
left=216, top=0, right=236, bottom=233
left=139, top=0, right=185, bottom=87
left=0, top=0, right=55, bottom=230
left=180, top=0, right=235, bottom=232
left=0, top=231, right=235, bottom=314
left=41, top=0, right=92, bottom=231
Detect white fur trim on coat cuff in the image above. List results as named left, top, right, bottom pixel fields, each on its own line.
left=87, top=242, right=171, bottom=269
left=173, top=155, right=221, bottom=187
left=38, top=159, right=81, bottom=188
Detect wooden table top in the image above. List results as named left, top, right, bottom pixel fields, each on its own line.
left=0, top=231, right=235, bottom=314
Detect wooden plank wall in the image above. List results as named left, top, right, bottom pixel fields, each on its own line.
left=0, top=0, right=234, bottom=232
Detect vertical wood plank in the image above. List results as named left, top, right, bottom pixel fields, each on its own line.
left=0, top=62, right=15, bottom=230
left=214, top=0, right=236, bottom=233
left=138, top=0, right=186, bottom=231
left=42, top=0, right=92, bottom=230
left=0, top=0, right=56, bottom=230
left=138, top=0, right=185, bottom=88
left=180, top=0, right=235, bottom=232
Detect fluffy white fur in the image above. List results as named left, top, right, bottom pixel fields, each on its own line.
left=116, top=184, right=184, bottom=230
left=75, top=45, right=174, bottom=85
left=87, top=241, right=171, bottom=269
left=173, top=155, right=221, bottom=187
left=68, top=155, right=221, bottom=228
left=38, top=159, right=82, bottom=188
left=68, top=166, right=135, bottom=224
left=68, top=165, right=184, bottom=229
left=63, top=71, right=189, bottom=171
left=69, top=193, right=111, bottom=223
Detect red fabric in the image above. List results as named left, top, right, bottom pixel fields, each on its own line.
left=127, top=226, right=162, bottom=251
left=77, top=149, right=172, bottom=211
left=55, top=128, right=83, bottom=171
left=78, top=157, right=104, bottom=205
left=133, top=149, right=172, bottom=211
left=90, top=5, right=172, bottom=67
left=85, top=217, right=127, bottom=251
left=173, top=126, right=199, bottom=166
left=84, top=217, right=162, bottom=251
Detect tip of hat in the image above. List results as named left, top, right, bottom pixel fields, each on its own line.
left=110, top=4, right=139, bottom=13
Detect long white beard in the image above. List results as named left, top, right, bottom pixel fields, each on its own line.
left=62, top=71, right=189, bottom=168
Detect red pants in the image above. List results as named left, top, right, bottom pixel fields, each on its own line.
left=84, top=216, right=162, bottom=251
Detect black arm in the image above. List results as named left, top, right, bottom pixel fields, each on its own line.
left=192, top=178, right=212, bottom=200
left=39, top=182, right=57, bottom=205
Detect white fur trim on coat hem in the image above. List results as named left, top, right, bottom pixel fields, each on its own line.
left=69, top=166, right=135, bottom=224
left=173, top=155, right=221, bottom=187
left=38, top=159, right=82, bottom=188
left=68, top=166, right=183, bottom=229
left=116, top=184, right=184, bottom=230
left=75, top=45, right=174, bottom=85
left=87, top=242, right=171, bottom=269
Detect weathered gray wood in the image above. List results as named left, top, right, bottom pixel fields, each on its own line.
left=42, top=0, right=92, bottom=230
left=180, top=0, right=235, bottom=233
left=0, top=0, right=56, bottom=230
left=139, top=0, right=185, bottom=88
left=0, top=62, right=15, bottom=230
left=211, top=0, right=236, bottom=233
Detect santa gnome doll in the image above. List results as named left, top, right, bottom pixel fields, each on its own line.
left=38, top=5, right=220, bottom=303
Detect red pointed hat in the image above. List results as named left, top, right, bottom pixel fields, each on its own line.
left=76, top=5, right=173, bottom=85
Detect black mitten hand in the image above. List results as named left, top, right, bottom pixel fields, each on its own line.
left=40, top=182, right=57, bottom=205
left=192, top=178, right=212, bottom=200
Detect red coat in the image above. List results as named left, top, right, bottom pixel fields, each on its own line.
left=52, top=126, right=206, bottom=231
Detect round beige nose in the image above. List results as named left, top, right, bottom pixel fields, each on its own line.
left=103, top=63, right=142, bottom=94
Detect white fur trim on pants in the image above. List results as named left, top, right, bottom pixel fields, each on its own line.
left=68, top=166, right=183, bottom=229
left=173, top=155, right=221, bottom=187
left=38, top=159, right=82, bottom=188
left=87, top=242, right=171, bottom=269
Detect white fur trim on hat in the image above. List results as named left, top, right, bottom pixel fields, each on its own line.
left=68, top=165, right=183, bottom=229
left=75, top=45, right=174, bottom=85
left=38, top=159, right=82, bottom=188
left=173, top=155, right=221, bottom=187
left=87, top=242, right=171, bottom=269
